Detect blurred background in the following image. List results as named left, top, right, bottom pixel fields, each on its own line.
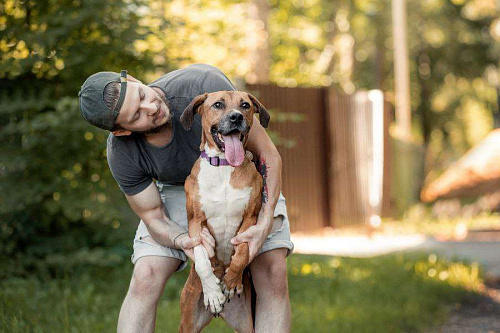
left=1, top=0, right=500, bottom=332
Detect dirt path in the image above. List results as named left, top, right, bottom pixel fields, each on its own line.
left=431, top=279, right=500, bottom=333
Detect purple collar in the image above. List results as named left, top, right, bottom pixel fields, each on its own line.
left=200, top=151, right=232, bottom=166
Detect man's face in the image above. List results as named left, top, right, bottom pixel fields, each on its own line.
left=115, top=81, right=170, bottom=133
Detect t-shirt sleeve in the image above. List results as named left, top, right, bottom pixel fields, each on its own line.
left=107, top=136, right=152, bottom=196
left=200, top=65, right=237, bottom=93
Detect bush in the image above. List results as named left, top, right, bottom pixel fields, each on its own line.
left=0, top=93, right=134, bottom=257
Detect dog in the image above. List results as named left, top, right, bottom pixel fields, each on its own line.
left=179, top=90, right=270, bottom=333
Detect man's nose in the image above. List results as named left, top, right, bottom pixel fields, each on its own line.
left=142, top=102, right=157, bottom=116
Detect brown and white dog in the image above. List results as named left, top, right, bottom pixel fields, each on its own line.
left=179, top=91, right=270, bottom=332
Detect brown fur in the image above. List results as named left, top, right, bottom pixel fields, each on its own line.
left=179, top=91, right=268, bottom=333
left=180, top=91, right=270, bottom=151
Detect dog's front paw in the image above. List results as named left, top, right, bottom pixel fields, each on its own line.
left=202, top=276, right=226, bottom=314
left=222, top=268, right=243, bottom=300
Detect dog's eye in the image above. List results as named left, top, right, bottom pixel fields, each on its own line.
left=213, top=102, right=225, bottom=109
left=241, top=102, right=250, bottom=109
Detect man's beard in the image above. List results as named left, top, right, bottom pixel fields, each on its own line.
left=139, top=122, right=170, bottom=135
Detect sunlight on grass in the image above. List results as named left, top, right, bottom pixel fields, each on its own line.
left=0, top=253, right=483, bottom=332
left=382, top=211, right=500, bottom=237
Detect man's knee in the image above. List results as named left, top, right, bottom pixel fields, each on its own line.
left=129, top=259, right=167, bottom=300
left=253, top=250, right=288, bottom=297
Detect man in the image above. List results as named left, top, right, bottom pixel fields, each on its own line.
left=78, top=64, right=294, bottom=332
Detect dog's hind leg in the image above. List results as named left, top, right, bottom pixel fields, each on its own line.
left=179, top=266, right=213, bottom=333
left=220, top=271, right=254, bottom=333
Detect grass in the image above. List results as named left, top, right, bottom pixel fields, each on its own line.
left=0, top=253, right=484, bottom=333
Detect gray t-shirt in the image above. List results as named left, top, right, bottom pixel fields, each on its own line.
left=107, top=64, right=236, bottom=195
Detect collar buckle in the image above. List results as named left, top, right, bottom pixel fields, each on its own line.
left=210, top=156, right=220, bottom=166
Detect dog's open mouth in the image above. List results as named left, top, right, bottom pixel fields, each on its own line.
left=211, top=127, right=245, bottom=167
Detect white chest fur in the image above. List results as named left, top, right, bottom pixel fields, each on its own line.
left=197, top=158, right=252, bottom=265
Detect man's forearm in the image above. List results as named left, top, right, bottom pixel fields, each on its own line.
left=124, top=182, right=190, bottom=250
left=256, top=149, right=282, bottom=234
left=143, top=215, right=188, bottom=249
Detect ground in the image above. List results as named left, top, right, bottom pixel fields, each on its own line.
left=432, top=279, right=500, bottom=333
left=292, top=216, right=500, bottom=333
left=0, top=252, right=484, bottom=332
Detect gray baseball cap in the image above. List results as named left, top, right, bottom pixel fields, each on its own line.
left=78, top=70, right=128, bottom=131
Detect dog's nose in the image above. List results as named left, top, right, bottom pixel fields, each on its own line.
left=229, top=112, right=243, bottom=124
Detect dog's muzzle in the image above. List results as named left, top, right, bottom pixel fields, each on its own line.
left=211, top=111, right=249, bottom=167
left=219, top=111, right=247, bottom=136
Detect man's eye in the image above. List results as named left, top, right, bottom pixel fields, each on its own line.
left=241, top=102, right=250, bottom=109
left=213, top=102, right=224, bottom=109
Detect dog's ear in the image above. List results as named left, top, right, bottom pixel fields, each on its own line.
left=248, top=93, right=270, bottom=128
left=180, top=93, right=208, bottom=130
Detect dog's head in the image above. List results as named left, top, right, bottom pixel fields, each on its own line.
left=180, top=91, right=270, bottom=167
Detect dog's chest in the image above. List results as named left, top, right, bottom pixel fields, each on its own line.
left=197, top=159, right=252, bottom=265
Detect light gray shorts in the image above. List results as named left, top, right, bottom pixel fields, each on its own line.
left=131, top=182, right=294, bottom=270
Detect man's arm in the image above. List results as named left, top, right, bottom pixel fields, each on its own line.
left=231, top=116, right=282, bottom=262
left=125, top=182, right=213, bottom=260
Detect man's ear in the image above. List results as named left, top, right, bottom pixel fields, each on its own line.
left=248, top=93, right=270, bottom=128
left=181, top=93, right=208, bottom=130
left=112, top=129, right=132, bottom=136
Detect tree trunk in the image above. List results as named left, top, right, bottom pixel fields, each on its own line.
left=247, top=0, right=271, bottom=84
left=392, top=0, right=412, bottom=142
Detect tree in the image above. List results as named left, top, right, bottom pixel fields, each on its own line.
left=247, top=0, right=271, bottom=84
left=0, top=0, right=155, bottom=256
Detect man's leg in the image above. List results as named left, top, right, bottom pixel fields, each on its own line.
left=118, top=184, right=189, bottom=332
left=118, top=256, right=182, bottom=333
left=250, top=248, right=291, bottom=333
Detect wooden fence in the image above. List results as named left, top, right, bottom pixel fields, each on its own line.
left=247, top=84, right=392, bottom=233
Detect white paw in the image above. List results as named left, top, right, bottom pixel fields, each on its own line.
left=202, top=276, right=226, bottom=314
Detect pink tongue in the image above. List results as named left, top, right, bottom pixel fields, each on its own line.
left=222, top=133, right=244, bottom=167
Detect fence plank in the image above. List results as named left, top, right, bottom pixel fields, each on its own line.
left=246, top=84, right=390, bottom=232
left=247, top=84, right=330, bottom=232
left=327, top=90, right=388, bottom=228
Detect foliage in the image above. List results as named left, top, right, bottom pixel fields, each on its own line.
left=0, top=253, right=484, bottom=332
left=383, top=207, right=500, bottom=237
left=0, top=0, right=154, bottom=257
left=150, top=0, right=498, bottom=179
left=0, top=94, right=136, bottom=256
left=268, top=0, right=339, bottom=87
left=405, top=0, right=497, bottom=180
left=269, top=0, right=497, bottom=178
left=0, top=0, right=156, bottom=91
left=1, top=0, right=497, bottom=259
left=140, top=0, right=253, bottom=83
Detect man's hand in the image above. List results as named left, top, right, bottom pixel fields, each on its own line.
left=176, top=233, right=201, bottom=261
left=200, top=227, right=216, bottom=258
left=230, top=223, right=267, bottom=263
left=177, top=227, right=216, bottom=261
